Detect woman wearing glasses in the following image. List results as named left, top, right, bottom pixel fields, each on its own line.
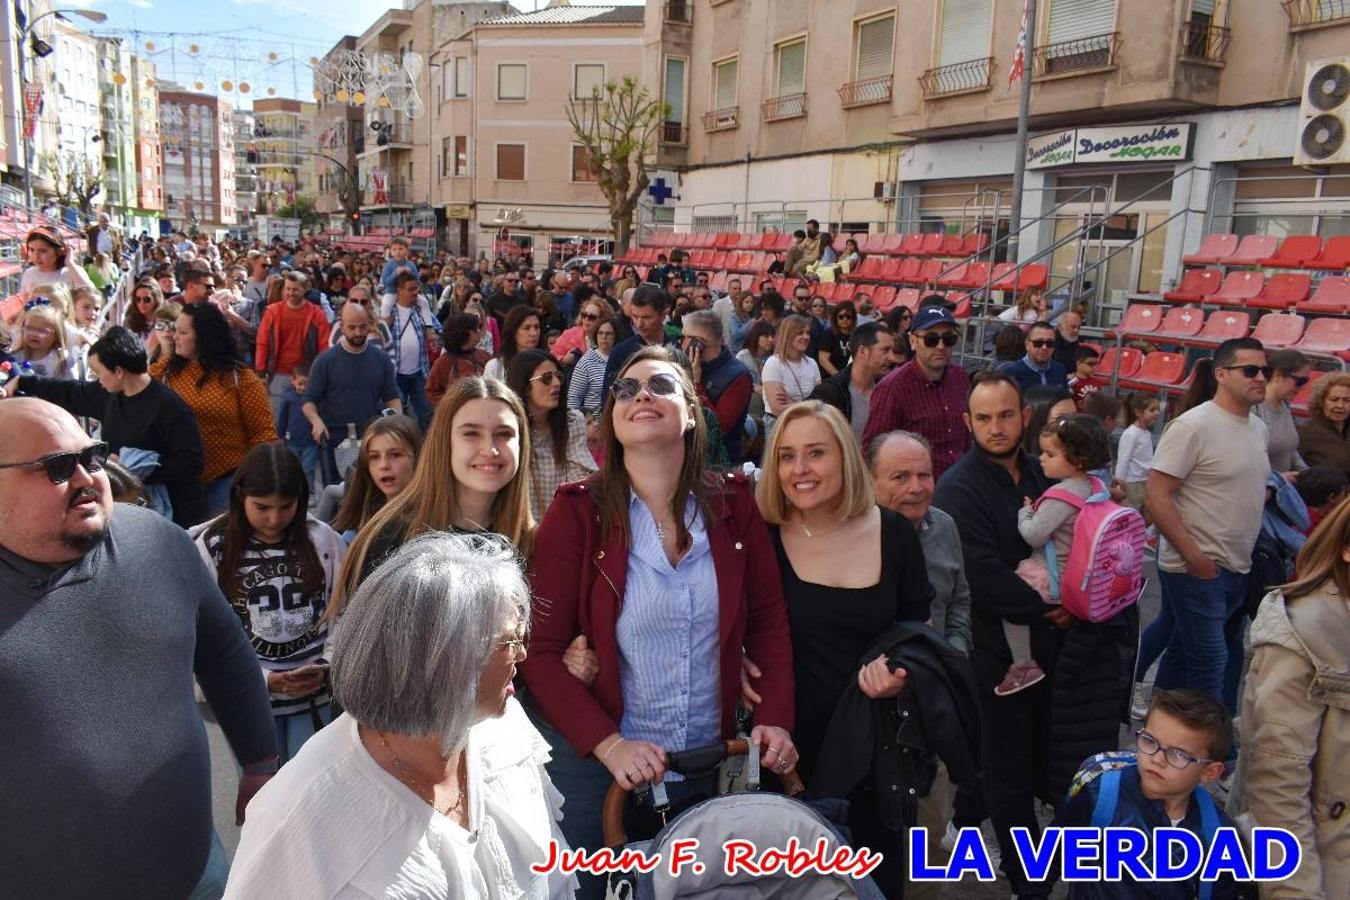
left=124, top=280, right=164, bottom=353
left=506, top=349, right=596, bottom=519
left=225, top=533, right=575, bottom=900
left=1253, top=349, right=1312, bottom=475
left=522, top=346, right=795, bottom=898
left=550, top=292, right=606, bottom=365
left=818, top=300, right=857, bottom=378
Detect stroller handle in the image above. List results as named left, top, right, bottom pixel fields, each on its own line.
left=601, top=738, right=805, bottom=848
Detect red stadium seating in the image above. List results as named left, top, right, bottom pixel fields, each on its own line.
left=959, top=233, right=990, bottom=258
left=1292, top=317, right=1350, bottom=357
left=862, top=233, right=889, bottom=255
left=1123, top=352, right=1187, bottom=389
left=899, top=233, right=925, bottom=256
left=835, top=283, right=858, bottom=303
left=1163, top=268, right=1222, bottom=302
left=1099, top=347, right=1144, bottom=379
left=1220, top=235, right=1279, bottom=267
left=1298, top=276, right=1350, bottom=314
left=1208, top=271, right=1265, bottom=306
left=894, top=288, right=921, bottom=312
left=917, top=233, right=945, bottom=256
left=1114, top=303, right=1164, bottom=336
left=959, top=261, right=992, bottom=290
left=1182, top=234, right=1238, bottom=266
left=1191, top=310, right=1251, bottom=346
left=895, top=258, right=924, bottom=284
left=881, top=234, right=906, bottom=256
left=872, top=285, right=899, bottom=310
left=1151, top=306, right=1205, bottom=342
left=1252, top=313, right=1306, bottom=348
left=937, top=263, right=969, bottom=288
left=1305, top=236, right=1350, bottom=271
left=1260, top=236, right=1321, bottom=268
left=1249, top=273, right=1312, bottom=310
left=948, top=292, right=973, bottom=318
left=939, top=234, right=965, bottom=257
left=852, top=257, right=888, bottom=281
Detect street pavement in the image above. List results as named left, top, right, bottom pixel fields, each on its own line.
left=203, top=564, right=1163, bottom=898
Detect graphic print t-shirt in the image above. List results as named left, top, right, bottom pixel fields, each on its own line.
left=204, top=532, right=331, bottom=715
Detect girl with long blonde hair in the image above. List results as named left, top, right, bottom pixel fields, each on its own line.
left=331, top=376, right=535, bottom=616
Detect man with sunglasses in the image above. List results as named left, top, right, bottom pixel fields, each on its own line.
left=861, top=307, right=971, bottom=480
left=178, top=265, right=216, bottom=307
left=1146, top=337, right=1270, bottom=717
left=0, top=398, right=277, bottom=897
left=1000, top=321, right=1068, bottom=393
left=4, top=326, right=207, bottom=528
left=486, top=269, right=528, bottom=324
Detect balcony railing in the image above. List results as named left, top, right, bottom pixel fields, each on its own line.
left=363, top=181, right=413, bottom=205
left=919, top=58, right=993, bottom=98
left=837, top=74, right=893, bottom=108
left=661, top=121, right=688, bottom=145
left=1282, top=0, right=1350, bottom=28
left=702, top=106, right=739, bottom=132
left=364, top=122, right=414, bottom=150
left=664, top=0, right=692, bottom=24
left=1033, top=32, right=1120, bottom=78
left=1179, top=21, right=1231, bottom=64
left=761, top=93, right=806, bottom=121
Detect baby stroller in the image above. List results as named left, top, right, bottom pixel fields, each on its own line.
left=603, top=739, right=885, bottom=900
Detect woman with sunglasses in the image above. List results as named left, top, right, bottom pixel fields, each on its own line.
left=1254, top=349, right=1312, bottom=475
left=18, top=226, right=97, bottom=300
left=818, top=300, right=857, bottom=378
left=521, top=346, right=795, bottom=899
left=147, top=302, right=183, bottom=367
left=1299, top=372, right=1350, bottom=475
left=124, top=280, right=164, bottom=353
left=506, top=349, right=596, bottom=519
left=550, top=291, right=606, bottom=364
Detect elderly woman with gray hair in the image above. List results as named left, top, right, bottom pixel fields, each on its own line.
left=224, top=532, right=575, bottom=900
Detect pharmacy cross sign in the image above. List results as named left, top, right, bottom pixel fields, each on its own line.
left=648, top=177, right=674, bottom=205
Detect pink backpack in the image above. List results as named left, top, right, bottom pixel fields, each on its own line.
left=1038, top=476, right=1146, bottom=623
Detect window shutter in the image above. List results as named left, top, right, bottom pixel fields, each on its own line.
left=856, top=16, right=895, bottom=80
left=574, top=64, right=604, bottom=99
left=776, top=41, right=805, bottom=97
left=1190, top=0, right=1216, bottom=14
left=939, top=0, right=993, bottom=68
left=664, top=58, right=686, bottom=123
left=498, top=64, right=526, bottom=100
left=1047, top=0, right=1117, bottom=45
left=714, top=60, right=738, bottom=109
left=454, top=58, right=469, bottom=97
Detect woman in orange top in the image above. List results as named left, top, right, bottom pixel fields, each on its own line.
left=152, top=302, right=277, bottom=515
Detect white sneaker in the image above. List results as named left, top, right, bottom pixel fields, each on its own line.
left=940, top=822, right=1000, bottom=867
left=1130, top=683, right=1150, bottom=721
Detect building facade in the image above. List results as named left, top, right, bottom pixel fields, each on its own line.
left=233, top=109, right=258, bottom=229
left=159, top=86, right=236, bottom=231
left=252, top=96, right=316, bottom=214
left=312, top=35, right=364, bottom=227
left=130, top=55, right=164, bottom=223
left=94, top=37, right=141, bottom=232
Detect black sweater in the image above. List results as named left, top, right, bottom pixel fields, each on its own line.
left=18, top=376, right=207, bottom=528
left=933, top=447, right=1060, bottom=680
left=0, top=504, right=277, bottom=899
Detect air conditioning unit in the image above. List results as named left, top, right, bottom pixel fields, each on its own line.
left=1294, top=56, right=1350, bottom=166
left=873, top=181, right=897, bottom=201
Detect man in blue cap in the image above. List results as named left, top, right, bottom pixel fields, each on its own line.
left=861, top=305, right=971, bottom=479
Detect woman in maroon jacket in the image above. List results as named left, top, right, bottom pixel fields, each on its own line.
left=522, top=346, right=795, bottom=893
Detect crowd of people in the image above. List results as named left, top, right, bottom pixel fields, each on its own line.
left=0, top=222, right=1345, bottom=900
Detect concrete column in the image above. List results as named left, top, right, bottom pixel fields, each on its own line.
left=1159, top=162, right=1228, bottom=292
left=1015, top=169, right=1055, bottom=264
left=895, top=181, right=922, bottom=234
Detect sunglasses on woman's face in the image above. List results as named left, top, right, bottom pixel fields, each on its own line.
left=154, top=321, right=175, bottom=332
left=580, top=312, right=599, bottom=321
left=136, top=296, right=154, bottom=304
left=0, top=441, right=109, bottom=485
left=530, top=370, right=560, bottom=386
left=610, top=373, right=680, bottom=403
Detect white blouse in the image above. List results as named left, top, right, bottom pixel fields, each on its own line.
left=224, top=700, right=575, bottom=900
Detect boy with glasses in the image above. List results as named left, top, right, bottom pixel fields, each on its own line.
left=1049, top=689, right=1246, bottom=900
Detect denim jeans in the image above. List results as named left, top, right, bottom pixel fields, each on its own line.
left=274, top=702, right=333, bottom=763
left=396, top=371, right=434, bottom=429
left=532, top=715, right=613, bottom=900
left=266, top=373, right=293, bottom=434
left=288, top=442, right=320, bottom=494
left=185, top=829, right=229, bottom=900
left=1137, top=597, right=1174, bottom=678
left=1154, top=567, right=1249, bottom=713
left=204, top=474, right=234, bottom=517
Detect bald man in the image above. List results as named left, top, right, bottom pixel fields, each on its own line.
left=0, top=398, right=278, bottom=899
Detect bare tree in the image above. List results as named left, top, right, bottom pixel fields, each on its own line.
left=566, top=76, right=665, bottom=255
left=40, top=151, right=104, bottom=222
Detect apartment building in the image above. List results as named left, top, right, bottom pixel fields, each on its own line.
left=312, top=35, right=364, bottom=226
left=656, top=0, right=1350, bottom=301
left=431, top=4, right=645, bottom=258
left=354, top=7, right=419, bottom=223
left=253, top=96, right=317, bottom=213
left=95, top=38, right=142, bottom=231
left=159, top=86, right=236, bottom=231
left=234, top=110, right=258, bottom=228
left=130, top=55, right=164, bottom=220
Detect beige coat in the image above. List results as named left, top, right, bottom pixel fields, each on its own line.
left=1233, top=584, right=1350, bottom=899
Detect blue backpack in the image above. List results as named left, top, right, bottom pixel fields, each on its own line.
left=1070, top=751, right=1220, bottom=900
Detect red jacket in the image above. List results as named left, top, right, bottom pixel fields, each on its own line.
left=522, top=472, right=794, bottom=757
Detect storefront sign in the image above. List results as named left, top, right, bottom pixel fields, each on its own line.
left=446, top=204, right=472, bottom=219
left=1026, top=123, right=1194, bottom=169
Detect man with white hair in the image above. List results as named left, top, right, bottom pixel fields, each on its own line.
left=0, top=398, right=277, bottom=898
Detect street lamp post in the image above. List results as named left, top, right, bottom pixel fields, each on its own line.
left=16, top=7, right=108, bottom=212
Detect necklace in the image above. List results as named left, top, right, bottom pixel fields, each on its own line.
left=799, top=516, right=849, bottom=539
left=379, top=732, right=467, bottom=817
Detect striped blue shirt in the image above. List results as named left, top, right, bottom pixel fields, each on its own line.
left=616, top=493, right=721, bottom=772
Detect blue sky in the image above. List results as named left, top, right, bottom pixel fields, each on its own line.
left=72, top=0, right=641, bottom=107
